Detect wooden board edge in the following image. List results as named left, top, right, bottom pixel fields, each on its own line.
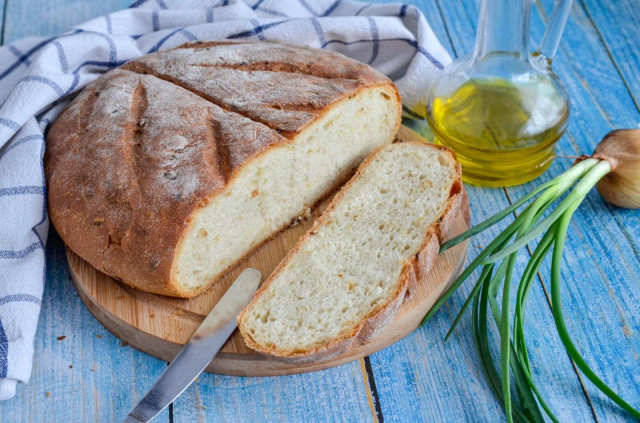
left=68, top=239, right=468, bottom=377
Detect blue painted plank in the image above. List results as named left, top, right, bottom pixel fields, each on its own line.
left=574, top=0, right=640, bottom=272
left=2, top=0, right=131, bottom=44
left=578, top=0, right=640, bottom=113
left=0, top=231, right=171, bottom=422
left=172, top=364, right=376, bottom=423
left=0, top=0, right=5, bottom=45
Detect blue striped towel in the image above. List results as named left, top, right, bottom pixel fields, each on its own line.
left=0, top=0, right=450, bottom=400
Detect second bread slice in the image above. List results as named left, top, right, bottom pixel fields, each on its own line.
left=238, top=142, right=463, bottom=363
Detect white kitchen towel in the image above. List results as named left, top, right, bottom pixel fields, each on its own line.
left=0, top=0, right=451, bottom=400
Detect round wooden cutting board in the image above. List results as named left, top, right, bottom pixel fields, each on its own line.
left=67, top=126, right=470, bottom=376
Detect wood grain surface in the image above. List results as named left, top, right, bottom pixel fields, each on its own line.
left=0, top=1, right=638, bottom=422
left=66, top=126, right=470, bottom=376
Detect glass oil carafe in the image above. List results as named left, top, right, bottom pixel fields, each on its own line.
left=426, top=0, right=572, bottom=187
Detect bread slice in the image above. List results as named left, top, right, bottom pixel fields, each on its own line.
left=238, top=142, right=463, bottom=363
left=173, top=85, right=400, bottom=295
left=45, top=41, right=401, bottom=298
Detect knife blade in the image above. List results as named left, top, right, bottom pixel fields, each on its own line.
left=122, top=268, right=261, bottom=423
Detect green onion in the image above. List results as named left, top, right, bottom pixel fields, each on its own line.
left=422, top=130, right=640, bottom=421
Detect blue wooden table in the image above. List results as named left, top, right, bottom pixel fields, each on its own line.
left=1, top=0, right=638, bottom=421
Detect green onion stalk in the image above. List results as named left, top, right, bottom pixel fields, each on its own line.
left=422, top=130, right=640, bottom=422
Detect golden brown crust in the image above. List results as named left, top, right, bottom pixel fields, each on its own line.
left=121, top=40, right=392, bottom=139
left=45, top=41, right=400, bottom=298
left=238, top=142, right=464, bottom=363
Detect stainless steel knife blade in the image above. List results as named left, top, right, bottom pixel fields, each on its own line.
left=122, top=268, right=261, bottom=423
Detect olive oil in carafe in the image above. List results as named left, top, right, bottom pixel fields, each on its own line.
left=427, top=77, right=569, bottom=187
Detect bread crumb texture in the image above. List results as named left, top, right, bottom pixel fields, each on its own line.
left=240, top=143, right=458, bottom=354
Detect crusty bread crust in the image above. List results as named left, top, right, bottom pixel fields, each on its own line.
left=238, top=142, right=464, bottom=364
left=45, top=41, right=401, bottom=298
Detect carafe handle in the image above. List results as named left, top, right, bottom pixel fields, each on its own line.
left=535, top=0, right=572, bottom=61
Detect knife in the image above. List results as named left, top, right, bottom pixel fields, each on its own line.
left=122, top=268, right=261, bottom=423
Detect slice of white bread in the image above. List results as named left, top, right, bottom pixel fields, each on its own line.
left=238, top=142, right=463, bottom=363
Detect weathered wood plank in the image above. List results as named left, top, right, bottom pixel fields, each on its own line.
left=578, top=0, right=640, bottom=113
left=2, top=0, right=131, bottom=44
left=172, top=364, right=376, bottom=423
left=0, top=0, right=6, bottom=45
left=574, top=0, right=640, bottom=265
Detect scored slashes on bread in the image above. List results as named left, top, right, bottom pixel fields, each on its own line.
left=45, top=41, right=402, bottom=297
left=238, top=142, right=463, bottom=363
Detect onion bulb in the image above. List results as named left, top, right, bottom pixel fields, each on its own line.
left=594, top=129, right=640, bottom=209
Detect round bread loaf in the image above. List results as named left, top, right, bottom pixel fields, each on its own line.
left=45, top=41, right=402, bottom=297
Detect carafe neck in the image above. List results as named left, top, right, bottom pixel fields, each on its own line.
left=473, top=0, right=531, bottom=60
